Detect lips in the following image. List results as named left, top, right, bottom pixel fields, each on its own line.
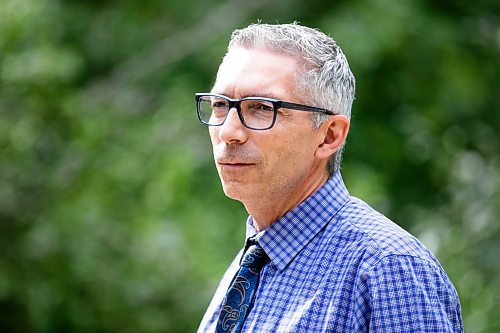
left=218, top=161, right=255, bottom=166
left=215, top=146, right=260, bottom=168
left=218, top=158, right=250, bottom=163
left=217, top=158, right=257, bottom=171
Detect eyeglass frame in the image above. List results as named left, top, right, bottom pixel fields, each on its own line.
left=195, top=93, right=335, bottom=130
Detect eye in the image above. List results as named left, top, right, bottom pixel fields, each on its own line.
left=247, top=101, right=274, bottom=112
left=211, top=100, right=229, bottom=109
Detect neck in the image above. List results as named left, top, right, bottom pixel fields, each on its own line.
left=244, top=172, right=329, bottom=232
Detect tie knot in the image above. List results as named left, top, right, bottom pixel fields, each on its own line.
left=241, top=243, right=269, bottom=270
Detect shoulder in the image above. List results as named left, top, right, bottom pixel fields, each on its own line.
left=331, top=198, right=462, bottom=331
left=325, top=195, right=456, bottom=288
left=335, top=196, right=437, bottom=264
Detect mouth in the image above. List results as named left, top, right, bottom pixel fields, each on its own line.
left=218, top=161, right=256, bottom=169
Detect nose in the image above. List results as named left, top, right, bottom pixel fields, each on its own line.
left=218, top=107, right=248, bottom=144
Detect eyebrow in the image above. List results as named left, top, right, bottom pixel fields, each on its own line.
left=210, top=91, right=283, bottom=100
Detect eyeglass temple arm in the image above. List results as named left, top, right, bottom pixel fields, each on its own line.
left=280, top=101, right=335, bottom=115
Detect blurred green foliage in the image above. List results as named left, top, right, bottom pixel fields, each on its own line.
left=0, top=0, right=498, bottom=332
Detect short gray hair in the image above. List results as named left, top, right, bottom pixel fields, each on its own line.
left=226, top=22, right=356, bottom=175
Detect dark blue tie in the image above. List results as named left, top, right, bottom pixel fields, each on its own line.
left=216, top=241, right=270, bottom=333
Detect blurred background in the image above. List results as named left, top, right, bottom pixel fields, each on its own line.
left=0, top=0, right=498, bottom=332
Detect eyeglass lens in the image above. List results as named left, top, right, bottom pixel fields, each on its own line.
left=198, top=95, right=275, bottom=130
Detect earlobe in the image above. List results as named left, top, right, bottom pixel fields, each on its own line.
left=316, top=115, right=350, bottom=159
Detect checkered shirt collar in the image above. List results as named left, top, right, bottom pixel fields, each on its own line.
left=245, top=171, right=350, bottom=271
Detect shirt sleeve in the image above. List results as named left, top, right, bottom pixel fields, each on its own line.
left=365, top=254, right=463, bottom=333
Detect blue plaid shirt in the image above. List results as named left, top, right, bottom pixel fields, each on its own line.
left=198, top=172, right=463, bottom=332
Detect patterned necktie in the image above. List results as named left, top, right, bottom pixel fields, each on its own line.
left=216, top=241, right=270, bottom=333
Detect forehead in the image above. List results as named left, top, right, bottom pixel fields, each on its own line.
left=212, top=47, right=299, bottom=100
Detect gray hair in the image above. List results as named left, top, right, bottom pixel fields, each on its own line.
left=226, top=22, right=356, bottom=175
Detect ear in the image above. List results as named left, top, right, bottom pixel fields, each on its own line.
left=315, top=115, right=350, bottom=159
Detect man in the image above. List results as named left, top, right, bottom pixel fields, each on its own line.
left=196, top=23, right=463, bottom=332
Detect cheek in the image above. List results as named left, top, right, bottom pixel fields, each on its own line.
left=209, top=128, right=219, bottom=145
left=268, top=131, right=317, bottom=168
left=263, top=134, right=304, bottom=166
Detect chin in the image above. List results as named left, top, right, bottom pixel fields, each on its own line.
left=221, top=181, right=254, bottom=202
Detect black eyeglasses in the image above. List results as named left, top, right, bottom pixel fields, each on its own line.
left=195, top=93, right=334, bottom=130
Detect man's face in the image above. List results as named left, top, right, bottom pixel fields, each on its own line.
left=209, top=47, right=328, bottom=206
